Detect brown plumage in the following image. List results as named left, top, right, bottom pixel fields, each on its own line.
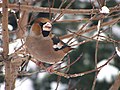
left=25, top=18, right=72, bottom=64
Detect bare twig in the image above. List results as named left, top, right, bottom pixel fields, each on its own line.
left=92, top=20, right=101, bottom=90
left=60, top=17, right=120, bottom=39
left=0, top=3, right=119, bottom=14
left=56, top=53, right=83, bottom=71
left=26, top=52, right=116, bottom=79
left=48, top=0, right=52, bottom=20
left=17, top=2, right=29, bottom=39
left=55, top=76, right=61, bottom=90
left=52, top=52, right=116, bottom=78
left=52, top=0, right=75, bottom=22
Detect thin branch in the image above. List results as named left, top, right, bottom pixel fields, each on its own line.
left=17, top=6, right=29, bottom=38
left=92, top=20, right=101, bottom=90
left=52, top=52, right=116, bottom=78
left=0, top=3, right=119, bottom=14
left=48, top=0, right=52, bottom=20
left=56, top=53, right=83, bottom=71
left=18, top=52, right=116, bottom=80
left=52, top=0, right=65, bottom=20
left=55, top=76, right=61, bottom=90
left=60, top=17, right=120, bottom=39
left=52, top=0, right=75, bottom=22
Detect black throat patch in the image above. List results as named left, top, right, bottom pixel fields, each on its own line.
left=42, top=31, right=50, bottom=37
left=39, top=22, right=50, bottom=37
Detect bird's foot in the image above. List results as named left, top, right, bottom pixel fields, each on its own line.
left=31, top=60, right=56, bottom=74
left=46, top=65, right=54, bottom=74
left=37, top=61, right=55, bottom=73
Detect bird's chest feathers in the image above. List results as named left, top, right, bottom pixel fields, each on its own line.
left=26, top=36, right=54, bottom=52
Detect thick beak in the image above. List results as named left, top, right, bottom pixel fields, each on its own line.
left=43, top=22, right=52, bottom=31
left=42, top=22, right=52, bottom=37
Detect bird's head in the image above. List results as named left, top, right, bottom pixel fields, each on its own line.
left=30, top=18, right=52, bottom=37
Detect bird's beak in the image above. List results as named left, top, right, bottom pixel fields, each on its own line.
left=43, top=22, right=52, bottom=30
left=42, top=22, right=52, bottom=37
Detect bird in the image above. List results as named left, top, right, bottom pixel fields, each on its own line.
left=25, top=18, right=73, bottom=65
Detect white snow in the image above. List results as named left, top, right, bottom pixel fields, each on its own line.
left=97, top=59, right=119, bottom=83
left=100, top=6, right=110, bottom=14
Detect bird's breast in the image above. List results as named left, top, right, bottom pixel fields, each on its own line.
left=25, top=36, right=66, bottom=64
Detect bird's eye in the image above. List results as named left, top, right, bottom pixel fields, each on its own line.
left=39, top=22, right=46, bottom=27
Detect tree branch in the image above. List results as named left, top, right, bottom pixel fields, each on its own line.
left=109, top=73, right=120, bottom=90
left=2, top=0, right=9, bottom=57
left=2, top=0, right=11, bottom=90
left=60, top=17, right=120, bottom=39
left=0, top=3, right=119, bottom=14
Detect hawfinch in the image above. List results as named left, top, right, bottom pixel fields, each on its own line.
left=25, top=18, right=73, bottom=64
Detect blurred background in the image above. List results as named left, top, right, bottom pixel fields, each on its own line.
left=0, top=0, right=120, bottom=90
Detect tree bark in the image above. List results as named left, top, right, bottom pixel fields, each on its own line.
left=109, top=74, right=120, bottom=90
left=2, top=0, right=11, bottom=90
